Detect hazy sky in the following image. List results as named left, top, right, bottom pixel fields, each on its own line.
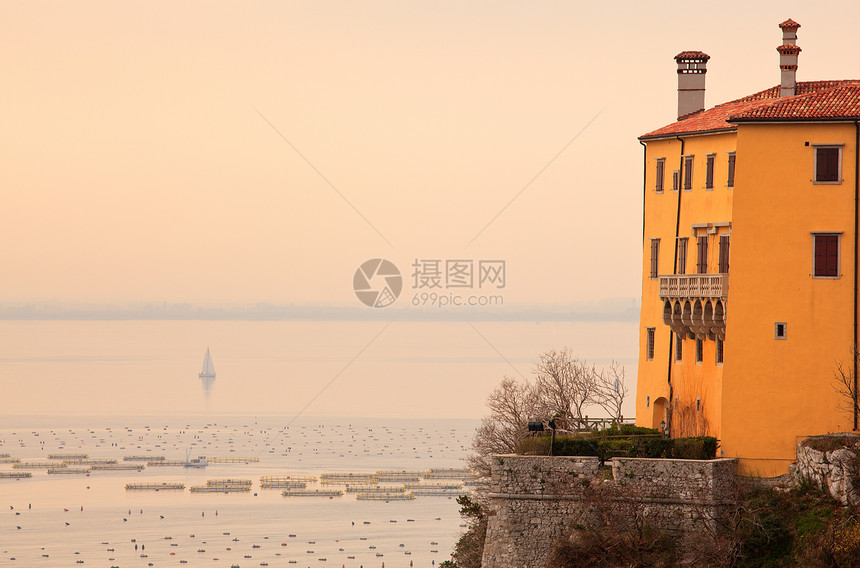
left=3, top=1, right=860, bottom=308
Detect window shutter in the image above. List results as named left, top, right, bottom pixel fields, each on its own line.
left=815, top=235, right=839, bottom=276
left=697, top=235, right=708, bottom=274
left=677, top=238, right=688, bottom=275
left=827, top=149, right=839, bottom=181
left=656, top=160, right=664, bottom=192
left=684, top=156, right=693, bottom=190
left=727, top=153, right=736, bottom=187
left=816, top=148, right=840, bottom=182
left=816, top=149, right=827, bottom=181
left=719, top=235, right=730, bottom=273
left=815, top=236, right=826, bottom=274
left=825, top=235, right=838, bottom=275
left=706, top=155, right=715, bottom=189
left=650, top=239, right=660, bottom=278
left=673, top=170, right=680, bottom=191
left=647, top=328, right=655, bottom=360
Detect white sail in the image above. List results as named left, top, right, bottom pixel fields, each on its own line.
left=199, top=347, right=216, bottom=378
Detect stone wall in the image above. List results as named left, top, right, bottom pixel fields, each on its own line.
left=481, top=455, right=738, bottom=568
left=791, top=434, right=860, bottom=506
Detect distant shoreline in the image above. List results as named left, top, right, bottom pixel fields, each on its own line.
left=0, top=301, right=639, bottom=322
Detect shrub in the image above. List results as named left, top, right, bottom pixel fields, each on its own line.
left=804, top=433, right=860, bottom=453
left=515, top=434, right=716, bottom=460
left=603, top=424, right=661, bottom=437
left=597, top=439, right=634, bottom=458
left=515, top=436, right=551, bottom=456
left=553, top=437, right=601, bottom=457
left=668, top=436, right=718, bottom=460
left=635, top=437, right=674, bottom=458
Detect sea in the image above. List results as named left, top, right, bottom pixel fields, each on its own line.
left=0, top=414, right=477, bottom=568
left=0, top=320, right=638, bottom=568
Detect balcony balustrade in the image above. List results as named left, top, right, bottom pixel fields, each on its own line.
left=659, top=273, right=727, bottom=300
left=658, top=274, right=727, bottom=340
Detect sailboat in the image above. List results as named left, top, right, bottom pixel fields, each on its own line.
left=199, top=347, right=216, bottom=379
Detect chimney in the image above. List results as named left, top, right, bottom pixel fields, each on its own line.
left=777, top=19, right=801, bottom=97
left=675, top=51, right=710, bottom=120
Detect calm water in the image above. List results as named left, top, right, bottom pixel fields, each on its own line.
left=0, top=320, right=638, bottom=418
left=0, top=414, right=477, bottom=568
left=0, top=319, right=637, bottom=567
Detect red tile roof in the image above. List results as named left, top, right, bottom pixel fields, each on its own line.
left=731, top=82, right=860, bottom=122
left=776, top=44, right=801, bottom=55
left=779, top=18, right=801, bottom=30
left=639, top=80, right=860, bottom=139
left=675, top=51, right=710, bottom=62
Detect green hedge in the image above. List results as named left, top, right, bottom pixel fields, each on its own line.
left=516, top=434, right=717, bottom=460
left=668, top=436, right=718, bottom=460
left=602, top=424, right=662, bottom=437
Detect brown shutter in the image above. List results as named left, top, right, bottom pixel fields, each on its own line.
left=727, top=153, right=736, bottom=187
left=719, top=235, right=730, bottom=273
left=706, top=155, right=715, bottom=189
left=650, top=239, right=660, bottom=278
left=697, top=236, right=708, bottom=274
left=825, top=235, right=838, bottom=275
left=827, top=149, right=839, bottom=181
left=677, top=238, right=688, bottom=275
left=815, top=235, right=839, bottom=276
left=673, top=170, right=680, bottom=191
left=656, top=160, right=664, bottom=192
left=684, top=156, right=693, bottom=190
left=815, top=236, right=826, bottom=274
left=647, top=328, right=655, bottom=360
left=817, top=148, right=840, bottom=182
left=816, top=148, right=827, bottom=181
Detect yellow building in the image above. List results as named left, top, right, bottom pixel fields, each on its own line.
left=636, top=19, right=860, bottom=476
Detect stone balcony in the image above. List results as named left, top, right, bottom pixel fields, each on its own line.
left=659, top=273, right=728, bottom=300
left=659, top=274, right=727, bottom=340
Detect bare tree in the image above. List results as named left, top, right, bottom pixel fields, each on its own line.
left=468, top=350, right=631, bottom=476
left=594, top=360, right=628, bottom=424
left=833, top=348, right=860, bottom=420
left=534, top=348, right=600, bottom=429
left=468, top=376, right=540, bottom=477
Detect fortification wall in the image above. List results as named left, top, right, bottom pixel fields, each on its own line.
left=481, top=455, right=738, bottom=568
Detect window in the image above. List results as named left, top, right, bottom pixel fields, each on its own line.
left=646, top=328, right=656, bottom=360
left=697, top=235, right=708, bottom=274
left=656, top=159, right=665, bottom=193
left=672, top=170, right=680, bottom=191
left=775, top=322, right=787, bottom=340
left=705, top=154, right=715, bottom=189
left=696, top=397, right=701, bottom=412
left=727, top=152, right=736, bottom=188
left=814, top=146, right=842, bottom=183
left=650, top=239, right=660, bottom=279
left=695, top=338, right=703, bottom=364
left=718, top=235, right=730, bottom=273
left=813, top=234, right=839, bottom=277
left=675, top=334, right=683, bottom=362
left=716, top=336, right=724, bottom=365
left=646, top=395, right=650, bottom=409
left=683, top=155, right=694, bottom=190
left=677, top=238, right=688, bottom=275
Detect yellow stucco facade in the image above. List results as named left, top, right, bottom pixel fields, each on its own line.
left=636, top=108, right=859, bottom=476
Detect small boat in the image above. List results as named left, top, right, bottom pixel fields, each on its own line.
left=199, top=347, right=216, bottom=379
left=184, top=450, right=207, bottom=468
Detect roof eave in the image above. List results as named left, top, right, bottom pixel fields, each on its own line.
left=728, top=117, right=860, bottom=124
left=638, top=126, right=738, bottom=142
